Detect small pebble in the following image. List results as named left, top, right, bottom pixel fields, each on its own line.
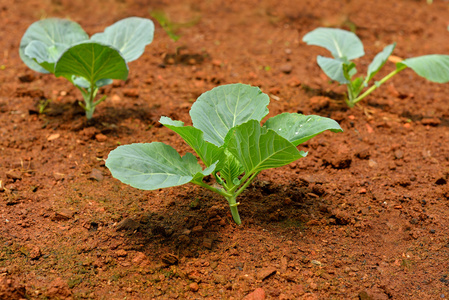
left=47, top=133, right=60, bottom=141
left=89, top=169, right=104, bottom=181
left=6, top=170, right=22, bottom=180
left=132, top=252, right=146, bottom=264
left=280, top=63, right=293, bottom=74
left=189, top=282, right=199, bottom=292
left=421, top=118, right=441, bottom=126
left=115, top=249, right=127, bottom=257
left=243, top=287, right=266, bottom=300
left=203, top=238, right=213, bottom=250
left=95, top=134, right=107, bottom=142
left=394, top=150, right=404, bottom=159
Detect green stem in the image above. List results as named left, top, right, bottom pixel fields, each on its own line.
left=76, top=84, right=99, bottom=120
left=84, top=86, right=97, bottom=120
left=194, top=181, right=241, bottom=224
left=193, top=171, right=261, bottom=225
left=94, top=95, right=107, bottom=107
left=193, top=180, right=232, bottom=198
left=234, top=171, right=260, bottom=198
left=346, top=85, right=356, bottom=107
left=348, top=66, right=406, bottom=107
left=227, top=171, right=260, bottom=225
left=225, top=195, right=241, bottom=225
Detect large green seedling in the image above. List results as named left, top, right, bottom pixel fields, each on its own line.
left=303, top=27, right=449, bottom=107
left=106, top=83, right=342, bottom=225
left=19, top=17, right=154, bottom=119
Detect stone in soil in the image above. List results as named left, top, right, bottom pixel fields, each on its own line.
left=52, top=210, right=74, bottom=221
left=132, top=252, right=147, bottom=264
left=95, top=133, right=107, bottom=142
left=280, top=63, right=293, bottom=74
left=115, top=249, right=128, bottom=257
left=203, top=238, right=213, bottom=249
left=256, top=267, right=277, bottom=281
left=161, top=253, right=178, bottom=265
left=115, top=218, right=140, bottom=231
left=189, top=282, right=199, bottom=292
left=212, top=274, right=227, bottom=285
left=89, top=169, right=104, bottom=181
left=243, top=287, right=266, bottom=300
left=421, top=117, right=441, bottom=126
left=6, top=170, right=22, bottom=180
left=29, top=245, right=42, bottom=260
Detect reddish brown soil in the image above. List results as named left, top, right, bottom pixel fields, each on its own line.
left=1, top=0, right=449, bottom=299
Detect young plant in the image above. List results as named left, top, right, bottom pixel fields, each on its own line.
left=19, top=17, right=155, bottom=119
left=303, top=27, right=449, bottom=107
left=106, top=83, right=343, bottom=225
left=150, top=10, right=200, bottom=42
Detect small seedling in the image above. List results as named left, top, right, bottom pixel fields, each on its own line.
left=150, top=9, right=200, bottom=42
left=38, top=98, right=51, bottom=114
left=303, top=27, right=449, bottom=107
left=20, top=17, right=155, bottom=119
left=106, top=83, right=342, bottom=224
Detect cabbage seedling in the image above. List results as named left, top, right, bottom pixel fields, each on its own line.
left=106, top=83, right=343, bottom=225
left=303, top=27, right=449, bottom=107
left=19, top=17, right=155, bottom=119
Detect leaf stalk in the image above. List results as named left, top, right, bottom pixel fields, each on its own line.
left=346, top=64, right=407, bottom=107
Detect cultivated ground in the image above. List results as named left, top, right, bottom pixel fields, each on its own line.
left=1, top=0, right=449, bottom=299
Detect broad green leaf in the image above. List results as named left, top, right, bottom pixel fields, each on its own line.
left=399, top=55, right=449, bottom=83
left=264, top=113, right=343, bottom=146
left=367, top=43, right=396, bottom=82
left=219, top=150, right=244, bottom=187
left=54, top=42, right=129, bottom=86
left=317, top=56, right=349, bottom=84
left=160, top=116, right=225, bottom=168
left=190, top=83, right=270, bottom=147
left=226, top=120, right=306, bottom=175
left=303, top=27, right=364, bottom=60
left=106, top=142, right=216, bottom=190
left=91, top=17, right=155, bottom=62
left=23, top=41, right=67, bottom=73
left=20, top=18, right=88, bottom=73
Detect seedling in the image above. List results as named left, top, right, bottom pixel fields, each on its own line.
left=303, top=27, right=449, bottom=107
left=20, top=17, right=155, bottom=119
left=150, top=9, right=200, bottom=42
left=37, top=98, right=51, bottom=114
left=106, top=83, right=342, bottom=224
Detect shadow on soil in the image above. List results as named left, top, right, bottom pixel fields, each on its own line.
left=110, top=178, right=334, bottom=259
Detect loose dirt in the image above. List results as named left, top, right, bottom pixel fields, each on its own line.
left=1, top=0, right=449, bottom=299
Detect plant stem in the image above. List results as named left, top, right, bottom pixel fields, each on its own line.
left=76, top=84, right=99, bottom=120
left=346, top=85, right=356, bottom=107
left=226, top=171, right=260, bottom=225
left=234, top=171, right=260, bottom=198
left=194, top=181, right=232, bottom=198
left=225, top=195, right=241, bottom=224
left=84, top=86, right=97, bottom=120
left=194, top=171, right=261, bottom=225
left=194, top=181, right=241, bottom=224
left=348, top=66, right=406, bottom=107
